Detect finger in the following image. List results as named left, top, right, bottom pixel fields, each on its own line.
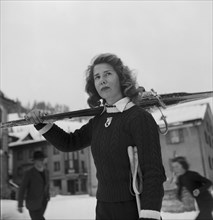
left=39, top=110, right=49, bottom=121
left=44, top=111, right=50, bottom=116
left=33, top=111, right=43, bottom=124
left=24, top=114, right=29, bottom=121
left=26, top=111, right=41, bottom=124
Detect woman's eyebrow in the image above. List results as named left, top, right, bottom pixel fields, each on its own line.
left=93, top=73, right=100, bottom=77
left=94, top=70, right=110, bottom=76
left=104, top=69, right=112, bottom=73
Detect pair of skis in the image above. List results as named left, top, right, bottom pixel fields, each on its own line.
left=1, top=90, right=213, bottom=129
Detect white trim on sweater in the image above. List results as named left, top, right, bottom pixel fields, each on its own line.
left=38, top=123, right=53, bottom=135
left=106, top=97, right=135, bottom=113
left=139, top=210, right=161, bottom=219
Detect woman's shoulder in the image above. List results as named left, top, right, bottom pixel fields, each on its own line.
left=187, top=170, right=199, bottom=175
left=184, top=170, right=201, bottom=179
left=125, top=105, right=158, bottom=131
left=129, top=105, right=156, bottom=121
left=128, top=104, right=149, bottom=114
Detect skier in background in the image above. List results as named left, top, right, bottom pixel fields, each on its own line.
left=171, top=156, right=213, bottom=220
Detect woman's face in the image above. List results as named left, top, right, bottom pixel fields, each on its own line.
left=93, top=63, right=123, bottom=105
left=171, top=162, right=186, bottom=176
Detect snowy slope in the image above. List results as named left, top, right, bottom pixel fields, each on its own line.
left=1, top=195, right=198, bottom=220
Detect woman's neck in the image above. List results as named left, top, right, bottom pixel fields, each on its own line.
left=106, top=95, right=124, bottom=105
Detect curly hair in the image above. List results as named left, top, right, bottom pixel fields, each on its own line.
left=171, top=156, right=190, bottom=171
left=85, top=53, right=142, bottom=108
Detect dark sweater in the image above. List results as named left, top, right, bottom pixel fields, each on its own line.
left=177, top=170, right=213, bottom=207
left=35, top=105, right=166, bottom=212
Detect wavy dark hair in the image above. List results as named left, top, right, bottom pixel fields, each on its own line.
left=85, top=53, right=143, bottom=108
left=171, top=156, right=190, bottom=171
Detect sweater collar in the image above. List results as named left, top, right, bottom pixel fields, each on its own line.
left=104, top=97, right=134, bottom=113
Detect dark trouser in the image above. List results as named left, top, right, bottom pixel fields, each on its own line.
left=29, top=198, right=48, bottom=220
left=196, top=201, right=213, bottom=220
left=196, top=210, right=213, bottom=220
left=96, top=200, right=138, bottom=220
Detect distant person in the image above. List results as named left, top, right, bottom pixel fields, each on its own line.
left=17, top=151, right=50, bottom=220
left=25, top=53, right=166, bottom=220
left=171, top=156, right=213, bottom=220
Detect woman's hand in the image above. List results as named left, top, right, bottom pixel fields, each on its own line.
left=193, top=189, right=200, bottom=197
left=17, top=206, right=23, bottom=213
left=25, top=109, right=48, bottom=125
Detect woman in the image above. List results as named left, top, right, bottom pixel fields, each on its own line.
left=25, top=53, right=166, bottom=220
left=171, top=156, right=213, bottom=220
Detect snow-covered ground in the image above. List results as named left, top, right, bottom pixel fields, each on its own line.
left=1, top=194, right=198, bottom=220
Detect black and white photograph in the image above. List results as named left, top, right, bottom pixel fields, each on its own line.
left=1, top=1, right=213, bottom=220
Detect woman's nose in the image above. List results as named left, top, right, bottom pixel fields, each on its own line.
left=100, top=77, right=107, bottom=85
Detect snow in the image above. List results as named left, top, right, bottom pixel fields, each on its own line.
left=1, top=195, right=198, bottom=220
left=152, top=101, right=209, bottom=127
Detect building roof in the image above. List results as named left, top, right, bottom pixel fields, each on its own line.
left=152, top=101, right=209, bottom=127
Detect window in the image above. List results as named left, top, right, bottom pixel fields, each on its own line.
left=81, top=161, right=86, bottom=173
left=73, top=152, right=78, bottom=159
left=74, top=160, right=79, bottom=173
left=166, top=129, right=184, bottom=144
left=64, top=153, right=75, bottom=174
left=54, top=161, right=60, bottom=171
left=69, top=160, right=74, bottom=169
left=81, top=179, right=87, bottom=192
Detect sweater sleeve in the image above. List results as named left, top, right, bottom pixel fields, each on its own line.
left=191, top=171, right=212, bottom=194
left=130, top=110, right=166, bottom=219
left=34, top=119, right=93, bottom=152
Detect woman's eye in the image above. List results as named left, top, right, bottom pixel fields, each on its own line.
left=94, top=75, right=100, bottom=80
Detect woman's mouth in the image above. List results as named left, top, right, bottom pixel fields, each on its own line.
left=101, top=86, right=110, bottom=91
